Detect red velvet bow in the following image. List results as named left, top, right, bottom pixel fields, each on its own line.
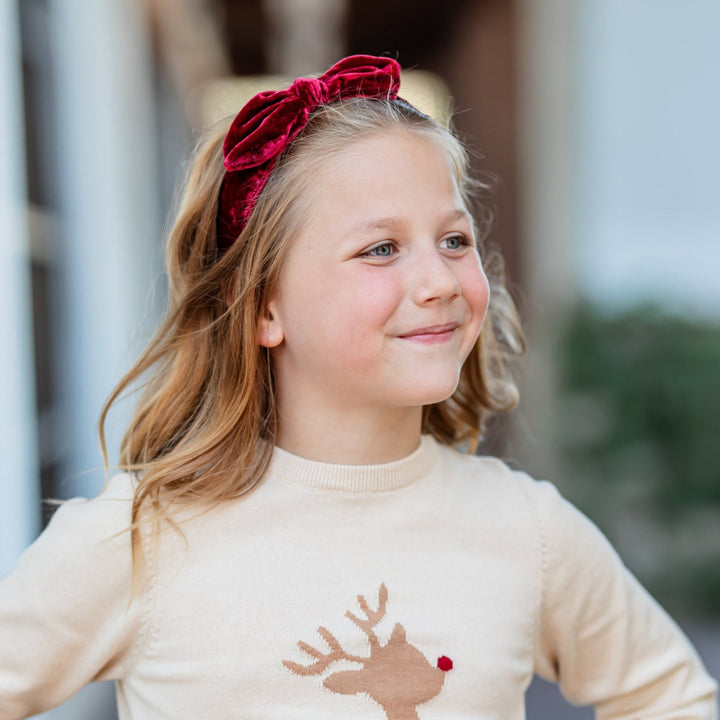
left=217, top=54, right=401, bottom=251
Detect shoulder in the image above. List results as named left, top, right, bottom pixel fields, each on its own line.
left=431, top=440, right=564, bottom=519
left=0, top=473, right=150, bottom=706
left=44, top=472, right=136, bottom=543
left=9, top=472, right=138, bottom=591
left=431, top=439, right=536, bottom=488
left=430, top=441, right=613, bottom=561
left=59, top=471, right=136, bottom=511
left=7, top=471, right=143, bottom=636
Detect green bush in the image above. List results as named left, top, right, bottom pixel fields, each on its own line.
left=557, top=303, right=720, bottom=615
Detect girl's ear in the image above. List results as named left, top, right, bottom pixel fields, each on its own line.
left=258, top=301, right=284, bottom=348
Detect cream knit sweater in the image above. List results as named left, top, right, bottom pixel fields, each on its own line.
left=0, top=436, right=716, bottom=719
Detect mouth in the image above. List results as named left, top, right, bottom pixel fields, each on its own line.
left=397, top=322, right=460, bottom=345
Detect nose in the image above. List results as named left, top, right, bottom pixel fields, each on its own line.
left=410, top=248, right=461, bottom=305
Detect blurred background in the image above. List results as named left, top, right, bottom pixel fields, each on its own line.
left=1, top=0, right=718, bottom=718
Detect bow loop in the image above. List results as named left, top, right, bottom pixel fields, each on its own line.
left=218, top=54, right=402, bottom=250
left=292, top=77, right=329, bottom=107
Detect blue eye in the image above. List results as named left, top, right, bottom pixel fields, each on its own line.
left=441, top=235, right=468, bottom=250
left=363, top=242, right=395, bottom=257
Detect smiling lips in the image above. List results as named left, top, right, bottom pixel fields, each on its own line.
left=398, top=322, right=460, bottom=344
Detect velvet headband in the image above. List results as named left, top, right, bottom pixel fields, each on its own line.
left=216, top=54, right=402, bottom=252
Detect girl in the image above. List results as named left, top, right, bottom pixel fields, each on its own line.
left=0, top=55, right=716, bottom=720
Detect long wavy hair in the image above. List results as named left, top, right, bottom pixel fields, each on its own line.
left=99, top=97, right=524, bottom=576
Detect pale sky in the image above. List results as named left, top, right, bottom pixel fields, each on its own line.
left=574, top=0, right=720, bottom=317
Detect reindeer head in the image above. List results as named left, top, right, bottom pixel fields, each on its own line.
left=283, top=584, right=452, bottom=720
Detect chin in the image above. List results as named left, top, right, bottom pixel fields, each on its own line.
left=403, top=378, right=461, bottom=407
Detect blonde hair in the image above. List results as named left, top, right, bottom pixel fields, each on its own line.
left=99, top=97, right=524, bottom=574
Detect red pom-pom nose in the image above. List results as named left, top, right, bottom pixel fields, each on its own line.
left=437, top=655, right=453, bottom=671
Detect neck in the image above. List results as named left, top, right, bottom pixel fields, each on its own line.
left=275, top=405, right=423, bottom=464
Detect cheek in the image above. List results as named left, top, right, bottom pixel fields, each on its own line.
left=319, top=274, right=401, bottom=368
left=456, top=264, right=490, bottom=364
left=331, top=269, right=402, bottom=328
left=463, top=264, right=491, bottom=327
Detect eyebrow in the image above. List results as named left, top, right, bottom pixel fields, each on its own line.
left=347, top=208, right=472, bottom=236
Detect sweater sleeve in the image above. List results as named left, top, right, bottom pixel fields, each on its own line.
left=0, top=474, right=148, bottom=720
left=529, top=479, right=718, bottom=719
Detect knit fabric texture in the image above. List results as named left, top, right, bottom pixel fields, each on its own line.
left=0, top=437, right=717, bottom=719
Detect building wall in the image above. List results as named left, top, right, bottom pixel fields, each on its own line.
left=5, top=1, right=163, bottom=717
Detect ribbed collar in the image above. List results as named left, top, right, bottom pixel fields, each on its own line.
left=268, top=435, right=439, bottom=493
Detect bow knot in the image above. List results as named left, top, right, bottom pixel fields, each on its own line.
left=217, top=54, right=402, bottom=250
left=292, top=77, right=329, bottom=107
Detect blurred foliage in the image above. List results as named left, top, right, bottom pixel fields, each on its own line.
left=559, top=303, right=720, bottom=511
left=556, top=302, right=720, bottom=616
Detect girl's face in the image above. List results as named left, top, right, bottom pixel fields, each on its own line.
left=260, top=130, right=490, bottom=428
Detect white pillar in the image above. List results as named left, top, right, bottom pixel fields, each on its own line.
left=49, top=0, right=161, bottom=498
left=0, top=0, right=40, bottom=574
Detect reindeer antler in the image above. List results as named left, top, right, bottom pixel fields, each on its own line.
left=284, top=584, right=450, bottom=718
left=282, top=625, right=366, bottom=676
left=345, top=583, right=388, bottom=650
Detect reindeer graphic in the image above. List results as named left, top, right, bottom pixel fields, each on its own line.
left=282, top=583, right=453, bottom=720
